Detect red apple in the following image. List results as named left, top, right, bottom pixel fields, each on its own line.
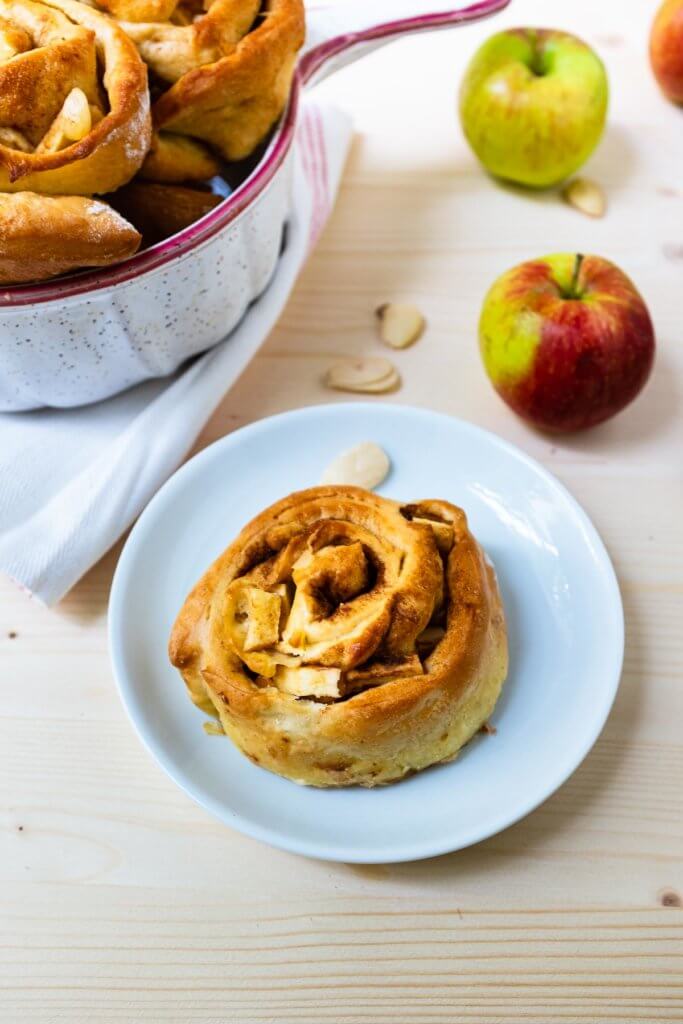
left=479, top=254, right=656, bottom=432
left=651, top=0, right=683, bottom=103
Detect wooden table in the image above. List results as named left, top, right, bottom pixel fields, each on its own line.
left=2, top=1, right=682, bottom=1020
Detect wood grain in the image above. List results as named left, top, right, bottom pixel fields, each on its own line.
left=1, top=1, right=682, bottom=1021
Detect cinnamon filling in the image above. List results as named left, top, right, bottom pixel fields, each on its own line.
left=223, top=513, right=455, bottom=702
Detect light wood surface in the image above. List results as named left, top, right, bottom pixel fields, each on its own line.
left=1, top=1, right=682, bottom=1021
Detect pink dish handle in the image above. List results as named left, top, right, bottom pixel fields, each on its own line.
left=300, top=0, right=511, bottom=86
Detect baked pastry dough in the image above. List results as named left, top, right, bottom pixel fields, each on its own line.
left=138, top=131, right=221, bottom=184
left=0, top=192, right=141, bottom=283
left=169, top=486, right=508, bottom=788
left=98, top=0, right=305, bottom=164
left=0, top=0, right=303, bottom=280
left=0, top=0, right=149, bottom=280
left=0, top=0, right=151, bottom=194
left=109, top=180, right=221, bottom=244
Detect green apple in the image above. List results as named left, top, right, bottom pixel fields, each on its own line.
left=459, top=28, right=609, bottom=188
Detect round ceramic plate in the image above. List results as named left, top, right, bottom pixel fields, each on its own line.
left=109, top=403, right=624, bottom=863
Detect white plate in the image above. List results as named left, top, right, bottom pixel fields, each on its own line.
left=109, top=404, right=623, bottom=863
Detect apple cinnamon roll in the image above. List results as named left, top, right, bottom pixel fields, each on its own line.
left=169, top=486, right=508, bottom=788
left=96, top=0, right=305, bottom=170
left=0, top=192, right=141, bottom=283
left=0, top=0, right=151, bottom=281
left=0, top=0, right=151, bottom=194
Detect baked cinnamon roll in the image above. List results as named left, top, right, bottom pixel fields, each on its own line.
left=0, top=0, right=151, bottom=194
left=97, top=0, right=305, bottom=168
left=0, top=192, right=141, bottom=283
left=169, top=487, right=508, bottom=788
left=0, top=0, right=151, bottom=281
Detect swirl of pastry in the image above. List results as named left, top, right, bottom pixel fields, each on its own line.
left=0, top=0, right=151, bottom=195
left=93, top=0, right=304, bottom=169
left=169, top=486, right=508, bottom=788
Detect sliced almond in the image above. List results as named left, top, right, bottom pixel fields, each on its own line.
left=61, top=88, right=92, bottom=141
left=324, top=357, right=400, bottom=394
left=563, top=178, right=606, bottom=219
left=36, top=88, right=92, bottom=154
left=353, top=369, right=401, bottom=393
left=320, top=441, right=390, bottom=490
left=376, top=302, right=426, bottom=349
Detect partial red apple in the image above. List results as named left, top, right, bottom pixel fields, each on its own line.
left=651, top=0, right=683, bottom=103
left=479, top=254, right=656, bottom=432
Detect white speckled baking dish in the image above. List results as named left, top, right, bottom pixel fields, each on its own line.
left=0, top=0, right=509, bottom=411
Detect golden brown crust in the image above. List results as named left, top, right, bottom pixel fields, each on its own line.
left=0, top=0, right=151, bottom=195
left=152, top=0, right=304, bottom=161
left=138, top=131, right=221, bottom=184
left=121, top=0, right=262, bottom=81
left=169, top=486, right=509, bottom=788
left=101, top=0, right=305, bottom=162
left=0, top=191, right=141, bottom=283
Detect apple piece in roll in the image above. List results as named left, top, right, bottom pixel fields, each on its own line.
left=0, top=0, right=151, bottom=194
left=169, top=486, right=509, bottom=788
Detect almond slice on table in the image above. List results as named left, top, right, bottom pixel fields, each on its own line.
left=376, top=302, right=426, bottom=349
left=353, top=370, right=401, bottom=393
left=324, top=356, right=400, bottom=394
left=320, top=442, right=390, bottom=490
left=563, top=178, right=606, bottom=219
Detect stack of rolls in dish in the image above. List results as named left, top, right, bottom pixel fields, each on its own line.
left=0, top=0, right=305, bottom=283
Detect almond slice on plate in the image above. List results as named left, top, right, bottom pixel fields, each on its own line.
left=376, top=302, right=426, bottom=349
left=320, top=442, right=390, bottom=490
left=324, top=357, right=400, bottom=394
left=563, top=178, right=606, bottom=218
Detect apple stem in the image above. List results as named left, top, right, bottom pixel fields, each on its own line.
left=568, top=253, right=585, bottom=299
left=529, top=34, right=545, bottom=77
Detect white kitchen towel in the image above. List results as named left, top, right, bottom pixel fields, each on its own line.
left=0, top=102, right=352, bottom=606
